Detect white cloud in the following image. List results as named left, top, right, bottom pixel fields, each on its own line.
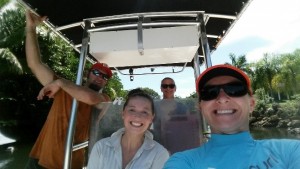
left=175, top=74, right=196, bottom=97
left=221, top=0, right=300, bottom=62
left=226, top=0, right=300, bottom=42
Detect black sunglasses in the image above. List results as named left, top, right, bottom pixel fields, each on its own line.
left=161, top=84, right=176, bottom=89
left=199, top=82, right=249, bottom=101
left=91, top=69, right=109, bottom=80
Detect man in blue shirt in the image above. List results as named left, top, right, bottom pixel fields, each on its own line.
left=163, top=64, right=300, bottom=169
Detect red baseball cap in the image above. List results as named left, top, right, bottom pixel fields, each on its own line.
left=196, top=64, right=252, bottom=95
left=90, top=63, right=113, bottom=79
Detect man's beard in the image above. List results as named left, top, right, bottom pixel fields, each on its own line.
left=88, top=83, right=102, bottom=91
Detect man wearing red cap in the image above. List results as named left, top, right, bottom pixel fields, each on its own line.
left=163, top=64, right=300, bottom=169
left=25, top=10, right=112, bottom=169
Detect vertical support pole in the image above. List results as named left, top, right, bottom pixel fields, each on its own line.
left=63, top=20, right=92, bottom=169
left=193, top=52, right=201, bottom=77
left=196, top=13, right=213, bottom=143
left=198, top=13, right=212, bottom=68
left=137, top=15, right=144, bottom=55
left=193, top=52, right=207, bottom=145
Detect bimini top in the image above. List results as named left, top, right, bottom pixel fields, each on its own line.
left=20, top=0, right=252, bottom=70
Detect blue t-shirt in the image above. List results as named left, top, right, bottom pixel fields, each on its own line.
left=163, top=132, right=300, bottom=169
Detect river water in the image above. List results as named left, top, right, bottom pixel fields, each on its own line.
left=0, top=127, right=299, bottom=169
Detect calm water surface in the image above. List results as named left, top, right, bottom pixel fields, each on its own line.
left=0, top=142, right=32, bottom=169
left=251, top=127, right=300, bottom=140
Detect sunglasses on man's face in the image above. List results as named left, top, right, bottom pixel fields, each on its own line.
left=199, top=82, right=249, bottom=101
left=91, top=69, right=108, bottom=80
left=161, top=84, right=176, bottom=89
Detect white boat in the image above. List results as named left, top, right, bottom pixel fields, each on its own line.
left=0, top=132, right=16, bottom=146
left=18, top=0, right=253, bottom=168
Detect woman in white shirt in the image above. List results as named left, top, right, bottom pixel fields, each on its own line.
left=88, top=88, right=169, bottom=169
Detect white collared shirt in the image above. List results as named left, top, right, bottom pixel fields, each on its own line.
left=87, top=128, right=169, bottom=169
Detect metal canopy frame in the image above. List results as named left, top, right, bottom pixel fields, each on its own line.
left=20, top=0, right=252, bottom=70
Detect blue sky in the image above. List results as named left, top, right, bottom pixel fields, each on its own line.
left=118, top=0, right=300, bottom=98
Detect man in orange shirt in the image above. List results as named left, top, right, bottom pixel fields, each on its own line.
left=25, top=10, right=112, bottom=169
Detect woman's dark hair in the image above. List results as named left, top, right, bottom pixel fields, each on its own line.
left=123, top=88, right=155, bottom=115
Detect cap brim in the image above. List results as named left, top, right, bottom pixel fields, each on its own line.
left=196, top=64, right=251, bottom=94
left=91, top=63, right=113, bottom=78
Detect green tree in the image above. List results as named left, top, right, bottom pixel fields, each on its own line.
left=103, top=72, right=127, bottom=100
left=252, top=54, right=278, bottom=98
left=187, top=91, right=197, bottom=99
left=141, top=87, right=161, bottom=100
left=0, top=0, right=10, bottom=9
left=271, top=74, right=285, bottom=100
left=228, top=53, right=253, bottom=75
left=278, top=51, right=300, bottom=95
left=0, top=48, right=22, bottom=75
left=0, top=8, right=26, bottom=57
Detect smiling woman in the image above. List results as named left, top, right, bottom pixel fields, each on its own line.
left=87, top=88, right=169, bottom=169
